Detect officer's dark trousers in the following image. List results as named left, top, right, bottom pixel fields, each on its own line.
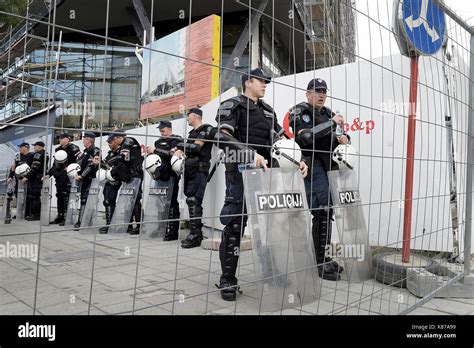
left=183, top=171, right=207, bottom=235
left=102, top=181, right=119, bottom=229
left=54, top=173, right=70, bottom=217
left=130, top=178, right=143, bottom=226
left=168, top=175, right=180, bottom=226
left=219, top=164, right=247, bottom=284
left=103, top=182, right=121, bottom=210
left=27, top=177, right=42, bottom=217
left=75, top=178, right=93, bottom=224
left=80, top=179, right=93, bottom=206
left=304, top=162, right=333, bottom=263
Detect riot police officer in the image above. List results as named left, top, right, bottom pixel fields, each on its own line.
left=146, top=120, right=183, bottom=241
left=98, top=130, right=144, bottom=234
left=46, top=133, right=80, bottom=226
left=174, top=108, right=212, bottom=249
left=289, top=78, right=349, bottom=281
left=7, top=142, right=33, bottom=217
left=214, top=68, right=308, bottom=300
left=73, top=132, right=101, bottom=229
left=24, top=141, right=48, bottom=221
left=97, top=135, right=122, bottom=234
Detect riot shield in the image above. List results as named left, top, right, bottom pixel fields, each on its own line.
left=80, top=179, right=103, bottom=233
left=2, top=179, right=16, bottom=224
left=328, top=169, right=372, bottom=282
left=40, top=178, right=52, bottom=226
left=65, top=179, right=82, bottom=227
left=109, top=177, right=141, bottom=235
left=16, top=180, right=28, bottom=221
left=142, top=178, right=174, bottom=239
left=243, top=167, right=320, bottom=312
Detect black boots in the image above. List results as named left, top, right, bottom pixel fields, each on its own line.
left=312, top=211, right=343, bottom=281
left=74, top=204, right=85, bottom=230
left=127, top=203, right=142, bottom=235
left=25, top=198, right=40, bottom=221
left=163, top=221, right=179, bottom=241
left=4, top=194, right=13, bottom=224
left=58, top=191, right=69, bottom=226
left=50, top=214, right=65, bottom=225
left=163, top=207, right=179, bottom=241
left=181, top=197, right=203, bottom=248
left=99, top=205, right=114, bottom=234
left=217, top=224, right=242, bottom=301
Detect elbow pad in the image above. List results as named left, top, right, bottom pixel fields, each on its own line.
left=177, top=142, right=201, bottom=156
left=296, top=130, right=314, bottom=148
left=295, top=120, right=335, bottom=148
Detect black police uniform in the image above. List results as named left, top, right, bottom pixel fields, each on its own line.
left=47, top=142, right=80, bottom=224
left=8, top=152, right=33, bottom=179
left=100, top=136, right=144, bottom=234
left=74, top=144, right=101, bottom=228
left=178, top=124, right=212, bottom=248
left=290, top=101, right=347, bottom=280
left=100, top=146, right=122, bottom=234
left=153, top=134, right=183, bottom=241
left=215, top=94, right=282, bottom=299
left=8, top=151, right=34, bottom=216
left=121, top=137, right=144, bottom=234
left=25, top=149, right=48, bottom=220
left=8, top=151, right=33, bottom=192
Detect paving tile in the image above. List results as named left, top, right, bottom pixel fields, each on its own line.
left=0, top=301, right=33, bottom=315
left=419, top=298, right=474, bottom=315
left=1, top=225, right=472, bottom=316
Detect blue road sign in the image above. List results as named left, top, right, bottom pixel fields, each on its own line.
left=401, top=0, right=446, bottom=55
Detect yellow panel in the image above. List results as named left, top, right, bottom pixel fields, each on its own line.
left=211, top=14, right=221, bottom=99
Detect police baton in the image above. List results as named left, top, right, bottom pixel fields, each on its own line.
left=206, top=149, right=224, bottom=182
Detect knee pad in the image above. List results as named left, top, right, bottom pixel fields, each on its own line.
left=223, top=224, right=242, bottom=238
left=314, top=206, right=333, bottom=221
left=103, top=199, right=115, bottom=208
left=186, top=196, right=199, bottom=206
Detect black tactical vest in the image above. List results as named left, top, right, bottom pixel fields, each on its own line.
left=234, top=96, right=277, bottom=161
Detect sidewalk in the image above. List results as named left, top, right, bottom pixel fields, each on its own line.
left=0, top=217, right=472, bottom=315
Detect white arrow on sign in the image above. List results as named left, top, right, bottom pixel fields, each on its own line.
left=404, top=0, right=440, bottom=42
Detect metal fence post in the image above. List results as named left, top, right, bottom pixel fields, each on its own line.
left=464, top=30, right=474, bottom=278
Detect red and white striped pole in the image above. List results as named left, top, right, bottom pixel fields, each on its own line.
left=402, top=55, right=419, bottom=263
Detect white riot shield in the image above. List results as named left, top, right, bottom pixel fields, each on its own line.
left=65, top=179, right=82, bottom=227
left=40, top=178, right=52, bottom=226
left=109, top=177, right=141, bottom=235
left=243, top=167, right=320, bottom=312
left=16, top=180, right=28, bottom=220
left=2, top=180, right=16, bottom=224
left=142, top=178, right=174, bottom=239
left=80, top=179, right=103, bottom=232
left=328, top=169, right=373, bottom=282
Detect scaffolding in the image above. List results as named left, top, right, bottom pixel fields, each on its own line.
left=296, top=0, right=356, bottom=70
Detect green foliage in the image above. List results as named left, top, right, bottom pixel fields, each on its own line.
left=0, top=0, right=28, bottom=28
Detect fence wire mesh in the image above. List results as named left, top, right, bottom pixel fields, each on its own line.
left=0, top=0, right=472, bottom=316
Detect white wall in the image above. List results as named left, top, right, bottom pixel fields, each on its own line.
left=265, top=50, right=470, bottom=253
left=51, top=50, right=471, bottom=254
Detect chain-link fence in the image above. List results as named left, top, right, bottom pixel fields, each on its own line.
left=0, top=0, right=472, bottom=316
